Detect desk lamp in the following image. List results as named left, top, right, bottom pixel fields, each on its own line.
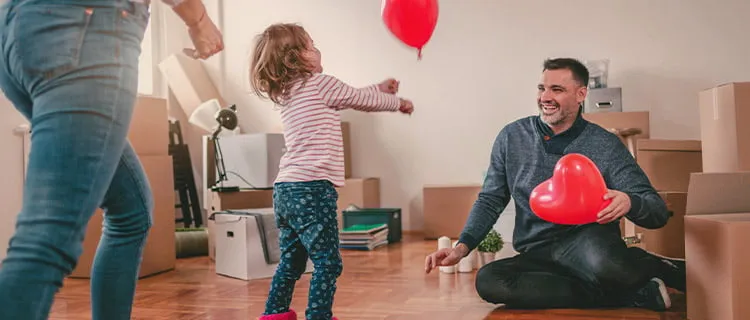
left=189, top=99, right=240, bottom=192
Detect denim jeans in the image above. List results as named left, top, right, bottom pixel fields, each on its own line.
left=0, top=1, right=152, bottom=319
left=474, top=224, right=675, bottom=309
left=265, top=180, right=343, bottom=320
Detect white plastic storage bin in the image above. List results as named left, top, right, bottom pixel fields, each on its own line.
left=213, top=208, right=313, bottom=280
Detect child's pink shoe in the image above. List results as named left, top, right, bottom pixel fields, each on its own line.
left=259, top=309, right=297, bottom=320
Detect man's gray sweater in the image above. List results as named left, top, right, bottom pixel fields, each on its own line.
left=458, top=112, right=670, bottom=254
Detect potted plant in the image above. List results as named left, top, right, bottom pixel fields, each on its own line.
left=476, top=229, right=503, bottom=267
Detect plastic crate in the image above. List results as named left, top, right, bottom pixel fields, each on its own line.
left=342, top=208, right=401, bottom=243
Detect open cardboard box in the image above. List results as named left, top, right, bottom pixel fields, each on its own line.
left=684, top=172, right=750, bottom=320
left=582, top=111, right=650, bottom=151
left=635, top=139, right=702, bottom=192
left=622, top=191, right=687, bottom=259
left=698, top=82, right=750, bottom=172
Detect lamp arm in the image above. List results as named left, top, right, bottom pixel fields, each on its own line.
left=213, top=136, right=228, bottom=185
left=209, top=106, right=240, bottom=192
left=211, top=117, right=227, bottom=187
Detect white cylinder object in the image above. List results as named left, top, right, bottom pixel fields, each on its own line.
left=437, top=236, right=451, bottom=250
left=453, top=241, right=474, bottom=272
left=438, top=237, right=455, bottom=273
left=457, top=251, right=473, bottom=273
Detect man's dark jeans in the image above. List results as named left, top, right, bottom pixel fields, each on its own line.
left=475, top=224, right=673, bottom=309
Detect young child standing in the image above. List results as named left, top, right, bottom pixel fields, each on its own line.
left=249, top=23, right=414, bottom=320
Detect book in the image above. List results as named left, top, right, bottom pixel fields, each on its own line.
left=339, top=223, right=389, bottom=250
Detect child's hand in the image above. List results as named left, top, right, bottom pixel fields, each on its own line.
left=399, top=98, right=414, bottom=115
left=378, top=78, right=399, bottom=94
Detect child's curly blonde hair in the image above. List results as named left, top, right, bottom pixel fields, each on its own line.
left=249, top=23, right=316, bottom=105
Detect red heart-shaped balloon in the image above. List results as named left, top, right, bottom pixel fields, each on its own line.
left=529, top=153, right=612, bottom=225
left=381, top=0, right=439, bottom=59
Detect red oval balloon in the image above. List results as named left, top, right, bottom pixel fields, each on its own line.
left=381, top=0, right=438, bottom=59
left=529, top=153, right=612, bottom=225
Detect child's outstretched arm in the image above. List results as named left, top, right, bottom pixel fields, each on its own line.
left=314, top=74, right=401, bottom=112
left=360, top=84, right=381, bottom=93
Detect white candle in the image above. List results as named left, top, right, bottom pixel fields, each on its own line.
left=437, top=236, right=451, bottom=250
left=438, top=237, right=455, bottom=273
left=457, top=249, right=474, bottom=273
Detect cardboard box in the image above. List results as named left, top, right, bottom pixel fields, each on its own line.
left=684, top=172, right=750, bottom=320
left=636, top=139, right=702, bottom=192
left=698, top=82, right=750, bottom=172
left=341, top=121, right=352, bottom=178
left=422, top=184, right=482, bottom=239
left=158, top=53, right=227, bottom=118
left=582, top=111, right=650, bottom=150
left=128, top=95, right=169, bottom=156
left=70, top=156, right=176, bottom=278
left=623, top=192, right=687, bottom=258
left=685, top=172, right=750, bottom=215
left=685, top=213, right=750, bottom=320
left=335, top=178, right=380, bottom=226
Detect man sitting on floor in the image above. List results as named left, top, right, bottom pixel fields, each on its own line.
left=424, top=57, right=686, bottom=311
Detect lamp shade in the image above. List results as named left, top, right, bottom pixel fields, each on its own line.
left=188, top=99, right=221, bottom=132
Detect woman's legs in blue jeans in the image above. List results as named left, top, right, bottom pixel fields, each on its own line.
left=90, top=144, right=153, bottom=318
left=0, top=1, right=151, bottom=319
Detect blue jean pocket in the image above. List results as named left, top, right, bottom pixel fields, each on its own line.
left=123, top=3, right=150, bottom=30
left=14, top=5, right=93, bottom=78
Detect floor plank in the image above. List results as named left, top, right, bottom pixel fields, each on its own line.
left=49, top=234, right=686, bottom=319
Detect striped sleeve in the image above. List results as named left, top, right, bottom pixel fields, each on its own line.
left=361, top=84, right=380, bottom=93
left=313, top=74, right=401, bottom=112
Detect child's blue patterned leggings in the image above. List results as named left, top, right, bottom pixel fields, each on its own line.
left=264, top=180, right=343, bottom=320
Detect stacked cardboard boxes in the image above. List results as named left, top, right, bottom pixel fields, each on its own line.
left=70, top=96, right=176, bottom=278
left=591, top=83, right=750, bottom=319
left=682, top=82, right=750, bottom=320
left=583, top=111, right=702, bottom=259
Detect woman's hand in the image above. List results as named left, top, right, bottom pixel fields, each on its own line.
left=185, top=13, right=224, bottom=59
left=171, top=0, right=224, bottom=60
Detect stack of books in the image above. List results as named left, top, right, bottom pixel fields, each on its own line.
left=339, top=223, right=389, bottom=250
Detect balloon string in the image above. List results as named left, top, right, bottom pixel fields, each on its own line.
left=417, top=48, right=422, bottom=60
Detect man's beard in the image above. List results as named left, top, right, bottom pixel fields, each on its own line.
left=539, top=105, right=570, bottom=127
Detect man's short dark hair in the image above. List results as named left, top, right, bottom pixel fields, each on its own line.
left=543, top=58, right=589, bottom=87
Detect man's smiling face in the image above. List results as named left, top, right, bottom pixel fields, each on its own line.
left=537, top=68, right=587, bottom=131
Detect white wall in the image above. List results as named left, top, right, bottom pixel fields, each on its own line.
left=187, top=0, right=750, bottom=232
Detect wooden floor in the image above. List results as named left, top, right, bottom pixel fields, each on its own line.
left=49, top=234, right=686, bottom=320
